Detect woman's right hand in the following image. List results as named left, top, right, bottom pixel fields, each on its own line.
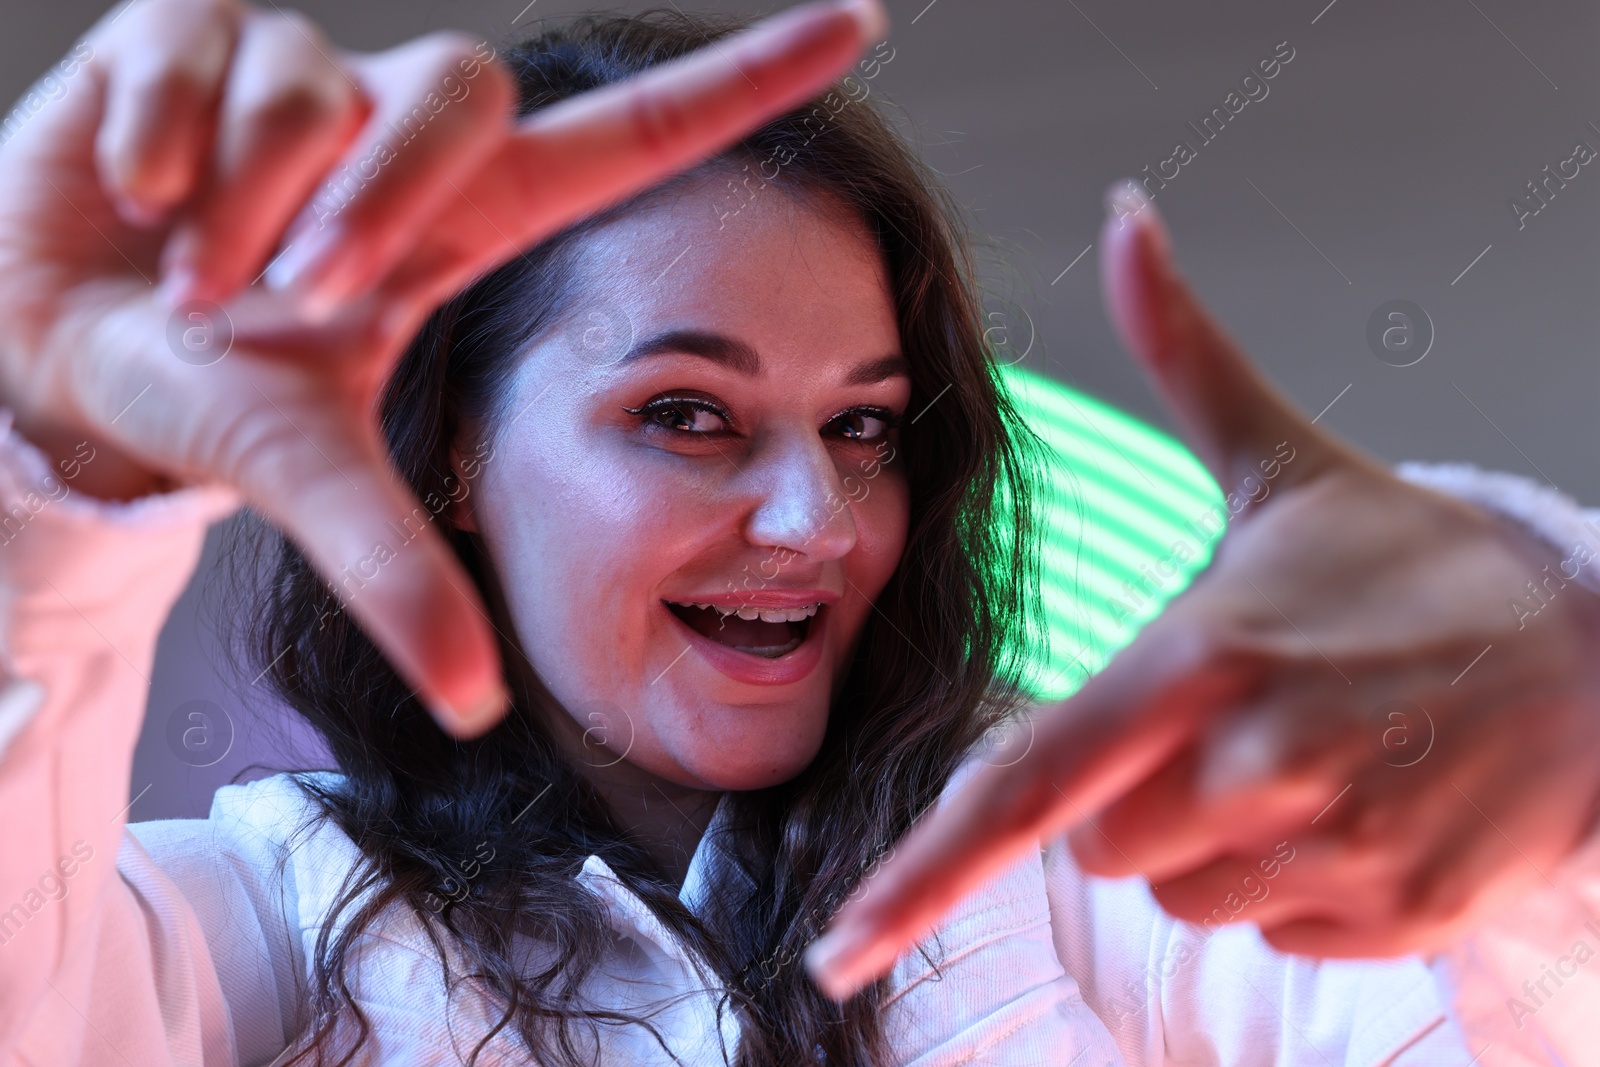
left=0, top=0, right=885, bottom=736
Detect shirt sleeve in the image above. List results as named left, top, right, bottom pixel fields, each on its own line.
left=0, top=406, right=247, bottom=1066
left=1394, top=460, right=1600, bottom=1067
left=882, top=754, right=1132, bottom=1066
left=1042, top=840, right=1473, bottom=1066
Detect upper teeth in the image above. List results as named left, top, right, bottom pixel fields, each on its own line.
left=673, top=601, right=821, bottom=623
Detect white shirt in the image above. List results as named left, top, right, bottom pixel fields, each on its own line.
left=1, top=405, right=1598, bottom=1066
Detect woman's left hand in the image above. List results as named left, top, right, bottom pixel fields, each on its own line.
left=805, top=183, right=1600, bottom=1000
left=0, top=0, right=887, bottom=737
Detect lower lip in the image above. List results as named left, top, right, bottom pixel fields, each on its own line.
left=663, top=603, right=828, bottom=686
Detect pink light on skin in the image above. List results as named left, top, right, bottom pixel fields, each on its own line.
left=447, top=171, right=911, bottom=881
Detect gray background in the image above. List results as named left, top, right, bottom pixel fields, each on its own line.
left=5, top=0, right=1595, bottom=819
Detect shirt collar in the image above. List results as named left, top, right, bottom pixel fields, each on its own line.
left=677, top=791, right=757, bottom=915
left=574, top=790, right=757, bottom=935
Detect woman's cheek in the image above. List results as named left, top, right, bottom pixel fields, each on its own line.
left=849, top=465, right=910, bottom=596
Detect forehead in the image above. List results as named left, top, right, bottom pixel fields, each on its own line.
left=550, top=175, right=899, bottom=366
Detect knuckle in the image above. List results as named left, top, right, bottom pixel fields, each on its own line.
left=421, top=34, right=511, bottom=121
left=1396, top=865, right=1464, bottom=929
left=95, top=0, right=226, bottom=51
left=415, top=29, right=480, bottom=59
left=1258, top=714, right=1352, bottom=783
left=202, top=406, right=299, bottom=492
left=261, top=5, right=321, bottom=40
left=1396, top=874, right=1450, bottom=927
left=142, top=0, right=236, bottom=26
left=239, top=81, right=351, bottom=143
left=1197, top=620, right=1289, bottom=679
left=410, top=30, right=484, bottom=81
left=627, top=90, right=692, bottom=162
left=1396, top=838, right=1495, bottom=930
left=1335, top=799, right=1389, bottom=855
left=1326, top=827, right=1408, bottom=917
left=198, top=399, right=349, bottom=505
left=1204, top=632, right=1268, bottom=674
left=126, top=63, right=214, bottom=120
left=469, top=55, right=516, bottom=115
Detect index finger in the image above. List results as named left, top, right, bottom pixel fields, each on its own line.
left=802, top=617, right=1240, bottom=1000
left=374, top=0, right=888, bottom=311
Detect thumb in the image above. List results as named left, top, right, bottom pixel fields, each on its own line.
left=1098, top=180, right=1346, bottom=500
left=214, top=381, right=508, bottom=739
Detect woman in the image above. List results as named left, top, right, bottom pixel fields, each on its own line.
left=2, top=1, right=1599, bottom=1065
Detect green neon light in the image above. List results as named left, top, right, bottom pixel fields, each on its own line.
left=997, top=363, right=1224, bottom=701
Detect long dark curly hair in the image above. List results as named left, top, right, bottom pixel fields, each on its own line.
left=233, top=9, right=1045, bottom=1065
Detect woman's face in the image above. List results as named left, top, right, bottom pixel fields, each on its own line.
left=462, top=179, right=911, bottom=792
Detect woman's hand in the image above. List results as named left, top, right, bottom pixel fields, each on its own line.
left=804, top=183, right=1600, bottom=999
left=0, top=0, right=886, bottom=736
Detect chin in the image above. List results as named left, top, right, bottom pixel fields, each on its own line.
left=668, top=707, right=829, bottom=792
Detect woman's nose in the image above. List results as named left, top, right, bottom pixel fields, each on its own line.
left=741, top=435, right=858, bottom=562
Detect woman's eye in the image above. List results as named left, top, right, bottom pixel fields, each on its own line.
left=628, top=399, right=730, bottom=435
left=827, top=408, right=896, bottom=441
left=626, top=401, right=895, bottom=440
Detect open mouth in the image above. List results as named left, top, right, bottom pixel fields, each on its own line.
left=663, top=601, right=821, bottom=659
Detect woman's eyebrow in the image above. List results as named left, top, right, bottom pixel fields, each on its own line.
left=618, top=329, right=911, bottom=385
left=620, top=329, right=760, bottom=374
left=843, top=354, right=912, bottom=386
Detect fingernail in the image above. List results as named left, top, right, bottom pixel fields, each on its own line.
left=432, top=682, right=510, bottom=737
left=157, top=224, right=208, bottom=306
left=263, top=223, right=350, bottom=321
left=112, top=193, right=167, bottom=229
left=803, top=930, right=866, bottom=1001
left=157, top=266, right=201, bottom=309
left=1104, top=178, right=1174, bottom=271
left=835, top=0, right=889, bottom=42
left=1104, top=178, right=1152, bottom=228
left=264, top=228, right=327, bottom=290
